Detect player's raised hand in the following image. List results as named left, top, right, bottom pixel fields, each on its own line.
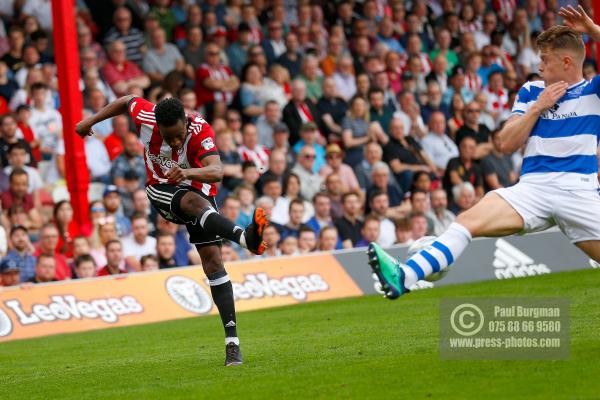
left=533, top=81, right=568, bottom=113
left=166, top=165, right=187, bottom=183
left=75, top=119, right=95, bottom=138
left=559, top=5, right=596, bottom=34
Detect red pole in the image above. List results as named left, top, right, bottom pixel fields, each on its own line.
left=51, top=0, right=91, bottom=232
left=594, top=0, right=600, bottom=62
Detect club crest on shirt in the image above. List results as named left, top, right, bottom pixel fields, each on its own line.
left=201, top=137, right=215, bottom=150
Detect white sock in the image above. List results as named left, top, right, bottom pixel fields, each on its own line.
left=401, top=222, right=472, bottom=288
left=238, top=231, right=247, bottom=249
left=225, top=336, right=240, bottom=345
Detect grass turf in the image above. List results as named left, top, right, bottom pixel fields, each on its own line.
left=1, top=269, right=599, bottom=400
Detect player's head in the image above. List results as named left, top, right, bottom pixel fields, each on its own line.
left=154, top=97, right=187, bottom=149
left=536, top=26, right=584, bottom=84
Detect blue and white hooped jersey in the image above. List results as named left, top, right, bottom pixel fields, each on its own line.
left=511, top=78, right=600, bottom=190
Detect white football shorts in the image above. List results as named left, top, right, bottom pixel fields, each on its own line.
left=494, top=182, right=600, bottom=243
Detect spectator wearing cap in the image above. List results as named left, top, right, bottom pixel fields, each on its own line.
left=194, top=41, right=239, bottom=119
left=96, top=240, right=128, bottom=276
left=291, top=145, right=323, bottom=202
left=226, top=23, right=252, bottom=77
left=1, top=168, right=42, bottom=229
left=262, top=20, right=286, bottom=66
left=292, top=122, right=325, bottom=173
left=142, top=27, right=185, bottom=84
left=455, top=101, right=492, bottom=159
left=34, top=224, right=71, bottom=280
left=102, top=185, right=132, bottom=237
left=123, top=213, right=157, bottom=271
left=4, top=142, right=43, bottom=194
left=421, top=111, right=459, bottom=175
left=28, top=254, right=57, bottom=284
left=0, top=256, right=21, bottom=286
left=111, top=132, right=145, bottom=190
left=256, top=101, right=282, bottom=149
left=282, top=79, right=322, bottom=146
left=319, top=144, right=360, bottom=193
left=316, top=77, right=348, bottom=143
left=3, top=225, right=35, bottom=282
left=102, top=40, right=150, bottom=98
left=103, top=6, right=146, bottom=64
left=276, top=32, right=302, bottom=79
left=442, top=65, right=474, bottom=107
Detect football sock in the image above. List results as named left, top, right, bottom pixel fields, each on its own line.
left=401, top=222, right=472, bottom=288
left=198, top=207, right=247, bottom=248
left=207, top=269, right=239, bottom=341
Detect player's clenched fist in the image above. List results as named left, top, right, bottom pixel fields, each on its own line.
left=75, top=120, right=95, bottom=138
left=166, top=165, right=188, bottom=183
left=532, top=81, right=568, bottom=113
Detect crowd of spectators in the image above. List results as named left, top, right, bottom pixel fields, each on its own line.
left=0, top=0, right=597, bottom=287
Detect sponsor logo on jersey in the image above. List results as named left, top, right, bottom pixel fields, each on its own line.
left=147, top=152, right=188, bottom=170
left=542, top=104, right=577, bottom=120
left=201, top=137, right=215, bottom=151
left=165, top=276, right=213, bottom=314
left=2, top=295, right=144, bottom=329
left=493, top=239, right=551, bottom=279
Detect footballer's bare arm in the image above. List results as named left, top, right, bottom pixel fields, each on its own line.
left=166, top=154, right=224, bottom=184
left=75, top=95, right=136, bottom=138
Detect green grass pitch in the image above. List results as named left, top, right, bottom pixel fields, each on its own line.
left=1, top=269, right=599, bottom=400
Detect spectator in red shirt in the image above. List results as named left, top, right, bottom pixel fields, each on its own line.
left=101, top=40, right=150, bottom=97
left=237, top=123, right=270, bottom=172
left=15, top=105, right=41, bottom=162
left=34, top=223, right=72, bottom=280
left=194, top=41, right=239, bottom=119
left=103, top=114, right=130, bottom=161
left=96, top=239, right=128, bottom=276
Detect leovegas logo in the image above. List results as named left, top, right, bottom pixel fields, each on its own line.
left=0, top=295, right=143, bottom=335
left=231, top=273, right=329, bottom=301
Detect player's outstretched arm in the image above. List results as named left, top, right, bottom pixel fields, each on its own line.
left=498, top=81, right=568, bottom=153
left=166, top=155, right=224, bottom=184
left=559, top=5, right=600, bottom=42
left=75, top=95, right=136, bottom=138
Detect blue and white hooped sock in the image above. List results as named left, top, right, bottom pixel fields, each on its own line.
left=401, top=222, right=472, bottom=288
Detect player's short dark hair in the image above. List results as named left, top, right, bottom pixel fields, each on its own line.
left=537, top=25, right=585, bottom=60
left=154, top=98, right=185, bottom=127
left=75, top=254, right=96, bottom=268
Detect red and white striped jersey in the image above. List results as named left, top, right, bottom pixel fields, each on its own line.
left=127, top=97, right=219, bottom=196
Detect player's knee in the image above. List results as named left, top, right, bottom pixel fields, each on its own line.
left=202, top=254, right=224, bottom=275
left=180, top=193, right=209, bottom=215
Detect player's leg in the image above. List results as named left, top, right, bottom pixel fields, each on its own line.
left=574, top=241, right=600, bottom=263
left=176, top=190, right=268, bottom=255
left=197, top=244, right=243, bottom=366
left=369, top=192, right=525, bottom=299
